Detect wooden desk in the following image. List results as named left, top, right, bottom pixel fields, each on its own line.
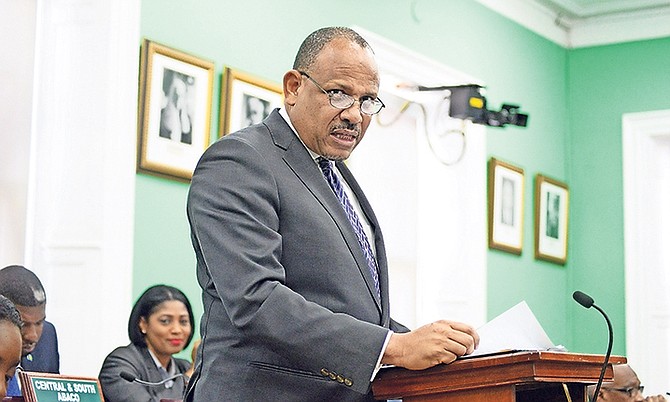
left=372, top=351, right=626, bottom=402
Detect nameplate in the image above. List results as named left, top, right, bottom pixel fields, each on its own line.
left=18, top=372, right=104, bottom=402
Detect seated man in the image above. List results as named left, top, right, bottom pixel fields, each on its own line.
left=589, top=363, right=666, bottom=402
left=0, top=265, right=60, bottom=397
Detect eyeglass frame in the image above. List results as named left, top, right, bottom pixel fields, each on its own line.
left=297, top=71, right=385, bottom=115
left=602, top=385, right=644, bottom=397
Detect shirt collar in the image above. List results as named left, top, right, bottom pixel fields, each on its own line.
left=147, top=348, right=176, bottom=376
left=278, top=107, right=320, bottom=163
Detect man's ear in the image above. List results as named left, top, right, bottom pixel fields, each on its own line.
left=283, top=70, right=302, bottom=106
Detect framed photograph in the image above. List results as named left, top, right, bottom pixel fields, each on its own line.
left=488, top=158, right=525, bottom=254
left=137, top=39, right=215, bottom=181
left=219, top=67, right=283, bottom=137
left=534, top=174, right=569, bottom=264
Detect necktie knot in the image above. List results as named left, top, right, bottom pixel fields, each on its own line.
left=317, top=157, right=332, bottom=173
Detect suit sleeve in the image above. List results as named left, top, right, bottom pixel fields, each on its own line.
left=187, top=137, right=390, bottom=394
left=98, top=347, right=154, bottom=402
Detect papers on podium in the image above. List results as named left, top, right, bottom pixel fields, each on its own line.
left=463, top=300, right=563, bottom=358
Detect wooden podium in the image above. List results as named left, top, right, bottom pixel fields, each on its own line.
left=372, top=351, right=626, bottom=402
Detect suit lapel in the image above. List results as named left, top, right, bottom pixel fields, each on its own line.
left=263, top=111, right=383, bottom=312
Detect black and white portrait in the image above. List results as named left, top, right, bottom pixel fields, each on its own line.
left=159, top=68, right=196, bottom=145
left=500, top=177, right=516, bottom=226
left=137, top=39, right=214, bottom=181
left=545, top=191, right=560, bottom=239
left=241, top=94, right=271, bottom=127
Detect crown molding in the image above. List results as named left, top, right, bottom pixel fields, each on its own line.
left=476, top=0, right=670, bottom=48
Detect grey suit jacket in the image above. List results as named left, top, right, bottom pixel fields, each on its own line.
left=98, top=343, right=190, bottom=402
left=186, top=110, right=407, bottom=401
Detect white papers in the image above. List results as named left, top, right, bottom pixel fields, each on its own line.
left=464, top=300, right=558, bottom=358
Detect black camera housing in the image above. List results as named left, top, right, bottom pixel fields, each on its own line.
left=429, top=84, right=528, bottom=128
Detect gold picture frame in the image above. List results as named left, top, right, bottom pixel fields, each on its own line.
left=534, top=174, right=569, bottom=265
left=219, top=67, right=283, bottom=137
left=137, top=39, right=215, bottom=182
left=488, top=157, right=525, bottom=254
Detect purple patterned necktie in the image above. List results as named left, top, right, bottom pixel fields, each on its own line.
left=318, top=158, right=381, bottom=298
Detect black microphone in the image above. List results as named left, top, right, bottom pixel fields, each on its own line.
left=119, top=371, right=184, bottom=387
left=572, top=290, right=613, bottom=402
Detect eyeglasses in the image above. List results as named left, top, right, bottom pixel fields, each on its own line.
left=298, top=71, right=385, bottom=115
left=602, top=385, right=644, bottom=397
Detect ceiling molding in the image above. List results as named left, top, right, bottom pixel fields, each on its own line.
left=476, top=0, right=670, bottom=48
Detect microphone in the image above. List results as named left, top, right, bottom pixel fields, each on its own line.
left=119, top=371, right=184, bottom=387
left=572, top=290, right=613, bottom=402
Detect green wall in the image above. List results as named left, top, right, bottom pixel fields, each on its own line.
left=566, top=37, right=670, bottom=354
left=135, top=0, right=670, bottom=358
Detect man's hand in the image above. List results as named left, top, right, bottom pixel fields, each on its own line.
left=381, top=320, right=479, bottom=370
left=644, top=395, right=667, bottom=402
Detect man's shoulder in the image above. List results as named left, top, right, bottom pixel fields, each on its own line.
left=213, top=110, right=293, bottom=151
left=36, top=320, right=58, bottom=346
left=42, top=320, right=57, bottom=335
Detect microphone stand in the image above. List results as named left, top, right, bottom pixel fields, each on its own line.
left=120, top=371, right=184, bottom=387
left=572, top=291, right=613, bottom=402
left=591, top=303, right=613, bottom=402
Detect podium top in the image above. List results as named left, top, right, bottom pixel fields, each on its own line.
left=373, top=351, right=626, bottom=400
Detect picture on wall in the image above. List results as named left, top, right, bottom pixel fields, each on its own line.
left=219, top=67, right=283, bottom=137
left=534, top=174, right=569, bottom=265
left=488, top=157, right=525, bottom=254
left=137, top=39, right=215, bottom=181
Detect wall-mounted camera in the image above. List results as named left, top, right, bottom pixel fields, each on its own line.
left=416, top=84, right=528, bottom=128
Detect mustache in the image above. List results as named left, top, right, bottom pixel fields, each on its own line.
left=331, top=122, right=360, bottom=134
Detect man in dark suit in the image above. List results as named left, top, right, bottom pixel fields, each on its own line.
left=185, top=26, right=479, bottom=401
left=0, top=265, right=60, bottom=397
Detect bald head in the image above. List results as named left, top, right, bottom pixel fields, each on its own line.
left=292, top=27, right=373, bottom=73
left=588, top=364, right=644, bottom=401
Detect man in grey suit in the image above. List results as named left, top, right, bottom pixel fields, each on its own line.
left=185, top=26, right=479, bottom=401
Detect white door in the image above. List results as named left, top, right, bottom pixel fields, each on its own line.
left=623, top=109, right=670, bottom=395
left=349, top=28, right=488, bottom=329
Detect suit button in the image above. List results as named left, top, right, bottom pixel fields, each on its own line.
left=328, top=372, right=337, bottom=380
left=336, top=375, right=345, bottom=383
left=320, top=368, right=330, bottom=377
left=344, top=378, right=353, bottom=387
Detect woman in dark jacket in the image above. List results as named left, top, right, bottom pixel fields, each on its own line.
left=99, top=285, right=195, bottom=402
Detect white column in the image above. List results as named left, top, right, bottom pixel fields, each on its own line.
left=0, top=0, right=36, bottom=265
left=25, top=0, right=140, bottom=376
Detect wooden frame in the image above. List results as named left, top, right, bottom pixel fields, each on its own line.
left=488, top=158, right=525, bottom=254
left=137, top=39, right=215, bottom=181
left=219, top=67, right=283, bottom=137
left=18, top=371, right=104, bottom=402
left=534, top=174, right=569, bottom=264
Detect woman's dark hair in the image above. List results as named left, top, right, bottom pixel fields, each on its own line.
left=0, top=294, right=23, bottom=329
left=127, top=284, right=195, bottom=349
